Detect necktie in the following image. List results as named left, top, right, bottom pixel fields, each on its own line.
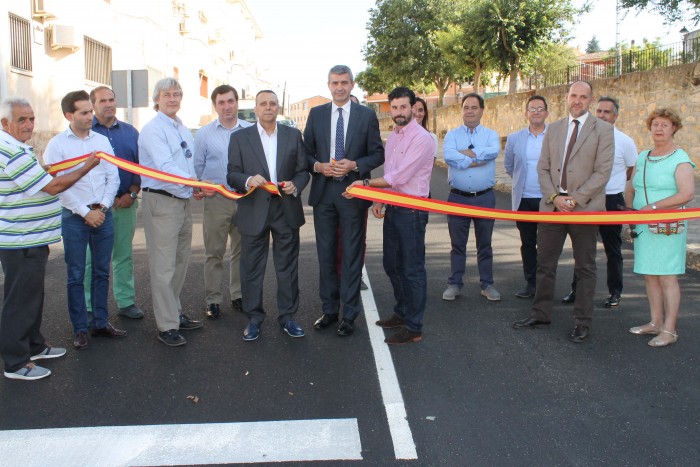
left=334, top=108, right=346, bottom=181
left=561, top=119, right=579, bottom=191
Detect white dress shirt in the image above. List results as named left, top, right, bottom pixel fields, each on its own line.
left=257, top=122, right=278, bottom=184
left=42, top=126, right=119, bottom=217
left=330, top=101, right=351, bottom=160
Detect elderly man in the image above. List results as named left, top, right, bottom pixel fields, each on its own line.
left=194, top=85, right=252, bottom=320
left=44, top=90, right=125, bottom=351
left=442, top=93, right=501, bottom=302
left=513, top=81, right=614, bottom=343
left=84, top=86, right=143, bottom=319
left=139, top=78, right=213, bottom=347
left=227, top=90, right=310, bottom=341
left=1, top=98, right=99, bottom=380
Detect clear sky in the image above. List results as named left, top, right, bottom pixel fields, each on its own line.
left=245, top=0, right=692, bottom=107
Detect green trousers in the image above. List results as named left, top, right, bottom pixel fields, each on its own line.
left=85, top=201, right=138, bottom=310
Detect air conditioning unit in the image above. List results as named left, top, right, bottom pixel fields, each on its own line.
left=50, top=24, right=81, bottom=51
left=32, top=0, right=56, bottom=20
left=178, top=20, right=189, bottom=35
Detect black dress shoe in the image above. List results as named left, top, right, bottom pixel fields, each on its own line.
left=206, top=303, right=221, bottom=320
left=91, top=323, right=127, bottom=338
left=603, top=293, right=621, bottom=308
left=231, top=298, right=244, bottom=314
left=336, top=319, right=354, bottom=337
left=158, top=329, right=187, bottom=347
left=512, top=317, right=551, bottom=329
left=313, top=314, right=339, bottom=330
left=179, top=314, right=203, bottom=330
left=570, top=324, right=590, bottom=343
left=561, top=291, right=576, bottom=304
left=73, top=332, right=88, bottom=350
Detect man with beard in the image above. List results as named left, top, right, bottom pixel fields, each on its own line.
left=346, top=87, right=435, bottom=345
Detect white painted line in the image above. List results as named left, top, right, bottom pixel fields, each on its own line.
left=361, top=266, right=418, bottom=460
left=0, top=418, right=362, bottom=466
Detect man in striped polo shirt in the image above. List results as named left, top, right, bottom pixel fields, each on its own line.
left=0, top=97, right=99, bottom=380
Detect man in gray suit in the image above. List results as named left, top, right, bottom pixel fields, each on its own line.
left=504, top=95, right=549, bottom=299
left=513, top=81, right=614, bottom=343
left=304, top=65, right=384, bottom=337
left=227, top=90, right=310, bottom=341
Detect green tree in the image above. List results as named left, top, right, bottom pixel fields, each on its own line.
left=620, top=0, right=700, bottom=24
left=526, top=41, right=579, bottom=87
left=362, top=0, right=467, bottom=106
left=586, top=35, right=602, bottom=53
left=474, top=0, right=580, bottom=94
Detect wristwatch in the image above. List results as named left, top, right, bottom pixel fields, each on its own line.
left=129, top=191, right=138, bottom=200
left=652, top=204, right=658, bottom=210
left=363, top=179, right=370, bottom=187
left=99, top=205, right=108, bottom=213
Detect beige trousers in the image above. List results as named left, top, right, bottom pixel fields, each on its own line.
left=202, top=193, right=241, bottom=305
left=141, top=191, right=192, bottom=332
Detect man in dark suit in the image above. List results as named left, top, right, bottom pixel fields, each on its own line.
left=304, top=65, right=384, bottom=337
left=227, top=90, right=310, bottom=341
left=512, top=81, right=614, bottom=343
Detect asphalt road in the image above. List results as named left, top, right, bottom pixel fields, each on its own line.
left=1, top=165, right=699, bottom=466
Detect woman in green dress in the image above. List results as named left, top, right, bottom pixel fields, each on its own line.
left=625, top=109, right=695, bottom=347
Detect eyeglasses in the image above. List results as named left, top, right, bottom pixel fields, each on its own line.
left=630, top=227, right=641, bottom=239
left=180, top=140, right=192, bottom=158
left=527, top=107, right=546, bottom=113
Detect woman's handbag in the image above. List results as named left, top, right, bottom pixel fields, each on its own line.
left=643, top=152, right=685, bottom=235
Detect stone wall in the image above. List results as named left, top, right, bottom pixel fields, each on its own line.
left=379, top=63, right=700, bottom=167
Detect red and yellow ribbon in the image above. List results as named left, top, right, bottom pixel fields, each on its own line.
left=46, top=152, right=280, bottom=199
left=346, top=186, right=700, bottom=225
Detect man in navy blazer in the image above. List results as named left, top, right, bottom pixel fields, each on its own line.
left=304, top=65, right=384, bottom=337
left=504, top=95, right=549, bottom=299
left=227, top=90, right=310, bottom=341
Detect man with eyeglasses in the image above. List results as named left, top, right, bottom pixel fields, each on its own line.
left=561, top=96, right=638, bottom=308
left=138, top=77, right=214, bottom=347
left=504, top=96, right=550, bottom=299
left=43, top=90, right=125, bottom=350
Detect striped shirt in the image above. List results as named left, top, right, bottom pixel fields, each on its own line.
left=0, top=130, right=61, bottom=249
left=194, top=118, right=252, bottom=188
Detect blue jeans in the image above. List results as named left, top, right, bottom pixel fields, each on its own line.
left=61, top=209, right=114, bottom=334
left=383, top=205, right=428, bottom=332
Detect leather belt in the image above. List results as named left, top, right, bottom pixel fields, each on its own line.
left=450, top=187, right=492, bottom=198
left=87, top=203, right=102, bottom=210
left=143, top=187, right=186, bottom=200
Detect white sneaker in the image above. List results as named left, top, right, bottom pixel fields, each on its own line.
left=481, top=285, right=501, bottom=301
left=4, top=363, right=51, bottom=380
left=442, top=285, right=461, bottom=301
left=30, top=346, right=67, bottom=361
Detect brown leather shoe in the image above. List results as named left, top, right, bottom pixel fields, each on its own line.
left=385, top=328, right=422, bottom=345
left=91, top=323, right=127, bottom=338
left=73, top=332, right=88, bottom=350
left=375, top=315, right=405, bottom=329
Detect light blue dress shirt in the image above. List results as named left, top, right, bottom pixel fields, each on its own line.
left=194, top=118, right=252, bottom=188
left=138, top=112, right=196, bottom=199
left=444, top=124, right=500, bottom=192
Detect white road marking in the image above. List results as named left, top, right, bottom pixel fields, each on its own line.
left=0, top=418, right=362, bottom=466
left=361, top=266, right=419, bottom=460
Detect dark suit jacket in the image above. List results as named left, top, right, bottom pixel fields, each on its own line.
left=537, top=114, right=614, bottom=212
left=304, top=102, right=384, bottom=207
left=227, top=124, right=310, bottom=236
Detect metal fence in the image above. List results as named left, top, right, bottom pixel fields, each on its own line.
left=525, top=37, right=700, bottom=89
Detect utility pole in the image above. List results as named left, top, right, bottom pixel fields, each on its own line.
left=616, top=0, right=622, bottom=76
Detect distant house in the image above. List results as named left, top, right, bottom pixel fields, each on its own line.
left=289, top=95, right=331, bottom=132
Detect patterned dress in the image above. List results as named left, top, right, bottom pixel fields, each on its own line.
left=632, top=149, right=695, bottom=275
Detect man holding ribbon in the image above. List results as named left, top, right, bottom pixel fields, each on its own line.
left=304, top=65, right=384, bottom=337
left=138, top=78, right=213, bottom=347
left=43, top=90, right=125, bottom=350
left=513, top=80, right=614, bottom=343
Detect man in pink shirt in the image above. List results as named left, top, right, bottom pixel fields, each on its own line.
left=346, top=87, right=435, bottom=345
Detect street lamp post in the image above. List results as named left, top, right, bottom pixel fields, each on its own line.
left=680, top=27, right=690, bottom=63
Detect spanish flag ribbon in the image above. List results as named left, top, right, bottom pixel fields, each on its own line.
left=46, top=152, right=280, bottom=199
left=346, top=186, right=700, bottom=225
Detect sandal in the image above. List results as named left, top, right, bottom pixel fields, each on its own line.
left=629, top=322, right=660, bottom=336
left=648, top=329, right=678, bottom=347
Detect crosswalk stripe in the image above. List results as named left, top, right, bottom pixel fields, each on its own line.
left=0, top=418, right=362, bottom=466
